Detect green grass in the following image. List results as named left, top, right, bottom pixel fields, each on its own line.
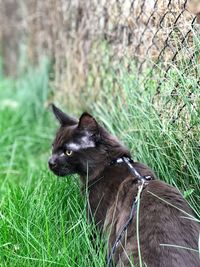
left=0, top=61, right=105, bottom=266
left=0, top=57, right=199, bottom=266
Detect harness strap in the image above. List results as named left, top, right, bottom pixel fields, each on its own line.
left=121, top=157, right=152, bottom=182
left=106, top=156, right=153, bottom=267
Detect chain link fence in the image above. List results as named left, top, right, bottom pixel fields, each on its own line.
left=0, top=0, right=199, bottom=126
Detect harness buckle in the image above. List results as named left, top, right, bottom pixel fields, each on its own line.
left=144, top=175, right=152, bottom=181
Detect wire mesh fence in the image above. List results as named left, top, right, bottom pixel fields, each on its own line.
left=0, top=0, right=199, bottom=127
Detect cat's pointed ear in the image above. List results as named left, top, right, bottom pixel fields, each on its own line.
left=78, top=112, right=98, bottom=133
left=51, top=104, right=77, bottom=126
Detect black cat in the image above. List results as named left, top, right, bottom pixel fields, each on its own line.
left=49, top=104, right=200, bottom=267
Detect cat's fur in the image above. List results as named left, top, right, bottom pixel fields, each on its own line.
left=49, top=104, right=200, bottom=267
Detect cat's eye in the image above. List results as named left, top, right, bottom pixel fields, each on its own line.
left=65, top=150, right=73, bottom=156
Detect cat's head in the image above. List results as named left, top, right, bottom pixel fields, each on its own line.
left=48, top=104, right=130, bottom=180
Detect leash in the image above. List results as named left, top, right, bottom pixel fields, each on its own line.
left=106, top=156, right=153, bottom=267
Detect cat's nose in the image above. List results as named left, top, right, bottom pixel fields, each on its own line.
left=48, top=157, right=57, bottom=169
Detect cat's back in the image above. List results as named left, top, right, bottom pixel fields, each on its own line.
left=139, top=180, right=199, bottom=266
left=106, top=178, right=200, bottom=267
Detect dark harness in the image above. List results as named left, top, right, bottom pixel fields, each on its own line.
left=106, top=156, right=153, bottom=267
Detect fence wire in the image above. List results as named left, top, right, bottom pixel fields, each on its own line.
left=0, top=0, right=199, bottom=127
